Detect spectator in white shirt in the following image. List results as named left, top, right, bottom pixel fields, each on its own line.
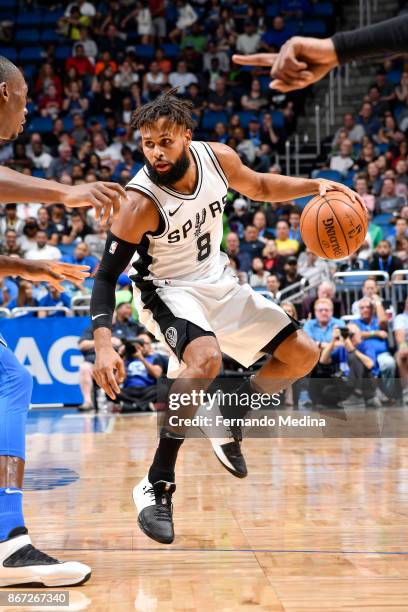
left=332, top=113, right=366, bottom=147
left=27, top=138, right=53, bottom=170
left=170, top=1, right=198, bottom=41
left=297, top=250, right=332, bottom=285
left=329, top=139, right=355, bottom=177
left=168, top=61, right=198, bottom=94
left=236, top=21, right=261, bottom=55
left=143, top=61, right=167, bottom=99
left=92, top=133, right=122, bottom=170
left=26, top=230, right=62, bottom=261
left=73, top=26, right=98, bottom=60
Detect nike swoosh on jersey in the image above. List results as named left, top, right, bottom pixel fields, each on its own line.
left=5, top=488, right=22, bottom=494
left=92, top=313, right=108, bottom=320
left=168, top=202, right=184, bottom=216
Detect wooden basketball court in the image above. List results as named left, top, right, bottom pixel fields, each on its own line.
left=17, top=409, right=408, bottom=611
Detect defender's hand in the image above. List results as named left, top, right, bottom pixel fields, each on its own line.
left=233, top=37, right=339, bottom=92
left=61, top=182, right=127, bottom=224
left=20, top=260, right=90, bottom=292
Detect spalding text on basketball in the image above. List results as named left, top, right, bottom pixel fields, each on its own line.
left=322, top=217, right=344, bottom=258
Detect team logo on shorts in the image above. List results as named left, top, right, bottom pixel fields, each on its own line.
left=165, top=327, right=178, bottom=348
left=109, top=240, right=118, bottom=254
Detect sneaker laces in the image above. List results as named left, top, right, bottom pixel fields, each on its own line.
left=221, top=440, right=243, bottom=457
left=146, top=486, right=174, bottom=523
left=226, top=425, right=242, bottom=442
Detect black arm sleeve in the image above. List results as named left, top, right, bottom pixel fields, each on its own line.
left=90, top=231, right=138, bottom=332
left=332, top=15, right=408, bottom=64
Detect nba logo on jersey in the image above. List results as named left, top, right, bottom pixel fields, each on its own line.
left=165, top=327, right=178, bottom=348
left=109, top=240, right=118, bottom=255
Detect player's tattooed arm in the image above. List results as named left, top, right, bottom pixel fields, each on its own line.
left=91, top=190, right=159, bottom=399
left=0, top=166, right=126, bottom=223
left=208, top=142, right=361, bottom=204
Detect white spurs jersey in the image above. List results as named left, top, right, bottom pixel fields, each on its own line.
left=126, top=141, right=229, bottom=284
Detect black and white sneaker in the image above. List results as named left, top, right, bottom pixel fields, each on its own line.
left=195, top=397, right=248, bottom=479
left=0, top=527, right=91, bottom=587
left=210, top=436, right=248, bottom=479
left=133, top=476, right=176, bottom=544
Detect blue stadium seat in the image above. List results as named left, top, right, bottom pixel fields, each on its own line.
left=344, top=169, right=356, bottom=187
left=386, top=69, right=402, bottom=85
left=41, top=30, right=63, bottom=44
left=165, top=4, right=177, bottom=23
left=134, top=44, right=155, bottom=60
left=377, top=143, right=390, bottom=154
left=55, top=46, right=71, bottom=61
left=352, top=143, right=361, bottom=157
left=312, top=2, right=334, bottom=16
left=26, top=102, right=36, bottom=114
left=0, top=0, right=17, bottom=10
left=394, top=103, right=406, bottom=122
left=258, top=76, right=270, bottom=92
left=15, top=30, right=40, bottom=44
left=17, top=11, right=43, bottom=26
left=201, top=111, right=228, bottom=131
left=373, top=213, right=393, bottom=228
left=27, top=117, right=53, bottom=133
left=86, top=115, right=107, bottom=128
left=271, top=110, right=285, bottom=129
left=62, top=116, right=73, bottom=131
left=294, top=195, right=314, bottom=209
left=23, top=65, right=37, bottom=82
left=315, top=169, right=343, bottom=182
left=266, top=4, right=279, bottom=17
left=285, top=19, right=302, bottom=34
left=161, top=43, right=180, bottom=58
left=302, top=19, right=327, bottom=36
left=42, top=9, right=64, bottom=25
left=19, top=47, right=43, bottom=63
left=32, top=168, right=46, bottom=179
left=0, top=47, right=17, bottom=62
left=238, top=111, right=258, bottom=128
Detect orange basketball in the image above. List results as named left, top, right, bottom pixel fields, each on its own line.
left=300, top=191, right=368, bottom=260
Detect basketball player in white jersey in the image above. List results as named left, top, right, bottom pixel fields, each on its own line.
left=91, top=91, right=363, bottom=544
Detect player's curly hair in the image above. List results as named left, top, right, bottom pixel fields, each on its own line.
left=130, top=88, right=196, bottom=131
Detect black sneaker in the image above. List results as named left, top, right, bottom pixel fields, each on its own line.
left=211, top=438, right=248, bottom=478
left=133, top=477, right=176, bottom=544
left=0, top=527, right=91, bottom=587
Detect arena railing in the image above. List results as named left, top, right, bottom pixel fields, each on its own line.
left=71, top=294, right=91, bottom=315
left=10, top=306, right=73, bottom=317
left=257, top=276, right=321, bottom=305
left=391, top=270, right=408, bottom=313
left=334, top=270, right=390, bottom=313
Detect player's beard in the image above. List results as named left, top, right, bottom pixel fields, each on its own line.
left=145, top=147, right=190, bottom=187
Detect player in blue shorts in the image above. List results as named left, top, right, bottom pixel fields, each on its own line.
left=0, top=55, right=126, bottom=587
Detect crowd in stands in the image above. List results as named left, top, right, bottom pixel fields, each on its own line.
left=0, top=0, right=406, bottom=409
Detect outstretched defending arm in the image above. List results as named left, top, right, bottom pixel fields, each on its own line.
left=0, top=166, right=127, bottom=223
left=233, top=15, right=408, bottom=92
left=208, top=142, right=363, bottom=205
left=0, top=256, right=89, bottom=292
